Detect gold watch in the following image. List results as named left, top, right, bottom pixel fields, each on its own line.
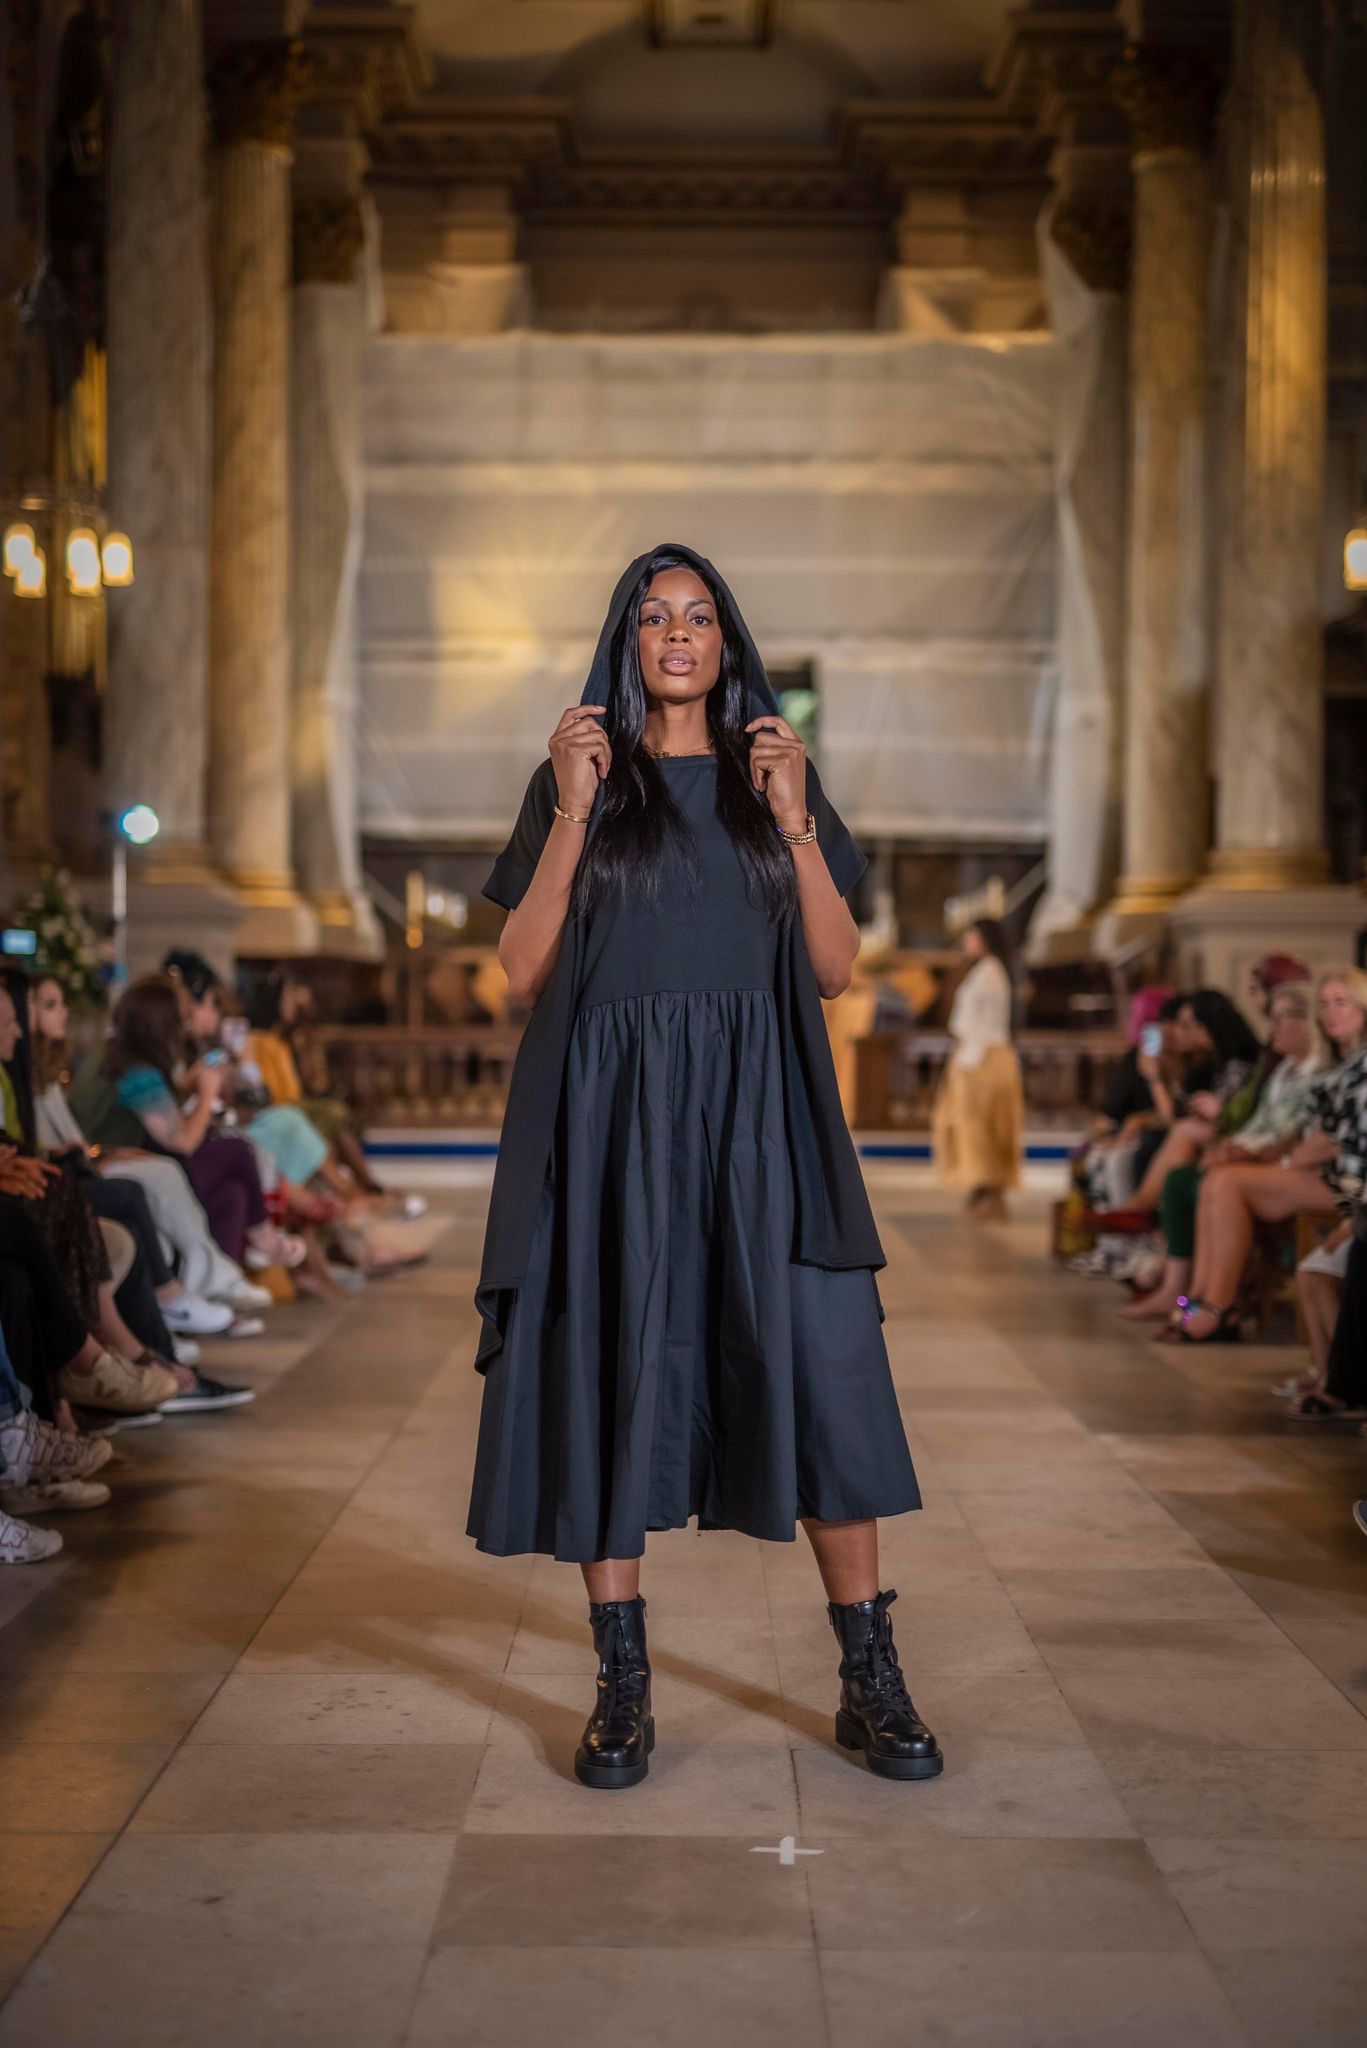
left=774, top=810, right=817, bottom=845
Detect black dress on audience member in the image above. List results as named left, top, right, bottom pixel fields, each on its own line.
left=1325, top=1225, right=1367, bottom=1413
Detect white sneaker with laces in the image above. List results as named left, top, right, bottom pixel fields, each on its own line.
left=0, top=1507, right=63, bottom=1563
left=161, top=1292, right=235, bottom=1336
left=0, top=1412, right=112, bottom=1484
left=222, top=1279, right=273, bottom=1312
left=1, top=1478, right=111, bottom=1514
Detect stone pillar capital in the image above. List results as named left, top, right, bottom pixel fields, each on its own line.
left=207, top=37, right=311, bottom=151
left=292, top=193, right=365, bottom=284
left=1113, top=43, right=1224, bottom=157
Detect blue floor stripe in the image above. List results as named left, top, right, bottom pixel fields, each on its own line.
left=364, top=1138, right=1076, bottom=1164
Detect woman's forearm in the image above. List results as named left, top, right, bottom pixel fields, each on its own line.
left=786, top=837, right=859, bottom=998
left=497, top=814, right=590, bottom=1008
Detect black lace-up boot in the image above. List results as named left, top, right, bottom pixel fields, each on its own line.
left=574, top=1595, right=655, bottom=1790
left=828, top=1587, right=943, bottom=1781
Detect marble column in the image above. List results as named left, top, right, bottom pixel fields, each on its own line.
left=1171, top=0, right=1363, bottom=990
left=1105, top=47, right=1220, bottom=924
left=1211, top=0, right=1327, bottom=886
left=106, top=0, right=241, bottom=970
left=207, top=38, right=317, bottom=955
left=290, top=191, right=381, bottom=958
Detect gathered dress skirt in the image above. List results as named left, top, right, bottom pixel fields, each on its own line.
left=466, top=985, right=921, bottom=1563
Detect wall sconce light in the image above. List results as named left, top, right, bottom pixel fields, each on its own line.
left=66, top=527, right=102, bottom=595
left=13, top=545, right=46, bottom=598
left=1346, top=517, right=1367, bottom=594
left=3, top=522, right=37, bottom=579
left=101, top=532, right=134, bottom=586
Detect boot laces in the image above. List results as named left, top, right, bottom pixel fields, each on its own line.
left=596, top=1607, right=648, bottom=1709
left=867, top=1598, right=915, bottom=1714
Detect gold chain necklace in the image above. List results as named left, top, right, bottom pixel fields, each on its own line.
left=646, top=744, right=716, bottom=758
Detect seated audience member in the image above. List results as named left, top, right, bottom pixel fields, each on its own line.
left=43, top=979, right=267, bottom=1319
left=1165, top=967, right=1367, bottom=1345
left=0, top=1307, right=111, bottom=1527
left=1077, top=987, right=1179, bottom=1216
left=1299, top=1201, right=1367, bottom=1421
left=0, top=973, right=191, bottom=1400
left=86, top=975, right=303, bottom=1275
left=1113, top=990, right=1263, bottom=1216
left=1124, top=981, right=1325, bottom=1323
left=0, top=1327, right=65, bottom=1562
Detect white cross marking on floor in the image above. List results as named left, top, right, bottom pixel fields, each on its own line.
left=750, top=1836, right=822, bottom=1866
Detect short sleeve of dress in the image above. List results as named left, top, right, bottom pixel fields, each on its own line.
left=116, top=1064, right=179, bottom=1130
left=805, top=757, right=867, bottom=899
left=482, top=760, right=559, bottom=912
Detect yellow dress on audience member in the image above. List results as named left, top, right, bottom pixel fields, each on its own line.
left=932, top=954, right=1024, bottom=1193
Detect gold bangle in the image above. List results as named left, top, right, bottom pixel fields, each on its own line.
left=553, top=801, right=591, bottom=825
left=774, top=810, right=817, bottom=845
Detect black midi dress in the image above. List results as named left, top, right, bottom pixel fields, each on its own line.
left=466, top=751, right=921, bottom=1564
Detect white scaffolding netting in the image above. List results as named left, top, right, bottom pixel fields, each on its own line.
left=358, top=330, right=1060, bottom=845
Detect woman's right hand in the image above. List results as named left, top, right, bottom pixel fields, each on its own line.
left=549, top=705, right=610, bottom=815
left=194, top=1061, right=225, bottom=1106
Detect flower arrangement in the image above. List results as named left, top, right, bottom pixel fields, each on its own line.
left=11, top=867, right=105, bottom=1013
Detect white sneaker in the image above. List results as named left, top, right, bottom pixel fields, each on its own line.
left=161, top=1292, right=235, bottom=1336
left=1, top=1478, right=111, bottom=1515
left=224, top=1315, right=266, bottom=1340
left=0, top=1507, right=63, bottom=1563
left=56, top=1350, right=179, bottom=1415
left=0, top=1412, right=112, bottom=1485
left=244, top=1227, right=306, bottom=1272
left=171, top=1337, right=201, bottom=1368
left=222, top=1279, right=273, bottom=1312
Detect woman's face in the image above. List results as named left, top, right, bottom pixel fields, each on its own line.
left=636, top=569, right=723, bottom=708
left=1172, top=1004, right=1211, bottom=1055
left=29, top=978, right=68, bottom=1044
left=190, top=988, right=221, bottom=1046
left=0, top=990, right=21, bottom=1063
left=1269, top=999, right=1312, bottom=1062
left=962, top=926, right=987, bottom=961
left=1319, top=979, right=1367, bottom=1054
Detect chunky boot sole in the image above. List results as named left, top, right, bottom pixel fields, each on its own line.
left=835, top=1709, right=943, bottom=1781
left=574, top=1717, right=655, bottom=1790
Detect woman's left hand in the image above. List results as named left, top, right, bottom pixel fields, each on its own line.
left=744, top=714, right=807, bottom=830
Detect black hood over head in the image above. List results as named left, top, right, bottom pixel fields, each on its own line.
left=577, top=541, right=782, bottom=723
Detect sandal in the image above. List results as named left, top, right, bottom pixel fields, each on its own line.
left=1287, top=1392, right=1365, bottom=1422
left=1160, top=1297, right=1242, bottom=1346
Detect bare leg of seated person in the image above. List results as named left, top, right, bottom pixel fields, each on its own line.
left=1179, top=1165, right=1338, bottom=1340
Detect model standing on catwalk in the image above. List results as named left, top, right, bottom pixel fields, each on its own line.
left=467, top=543, right=941, bottom=1790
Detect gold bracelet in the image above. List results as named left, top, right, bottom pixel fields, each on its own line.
left=553, top=801, right=591, bottom=825
left=774, top=809, right=817, bottom=845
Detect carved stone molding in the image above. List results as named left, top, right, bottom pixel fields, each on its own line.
left=300, top=4, right=429, bottom=129
left=207, top=37, right=311, bottom=149
left=292, top=193, right=364, bottom=283
left=1113, top=43, right=1224, bottom=156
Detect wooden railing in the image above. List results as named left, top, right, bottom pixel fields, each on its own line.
left=853, top=1029, right=1129, bottom=1131
left=307, top=1026, right=524, bottom=1126
left=310, top=1021, right=1128, bottom=1131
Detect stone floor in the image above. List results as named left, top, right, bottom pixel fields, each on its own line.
left=1, top=1172, right=1365, bottom=2047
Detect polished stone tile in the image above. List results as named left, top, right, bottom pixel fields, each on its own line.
left=0, top=1671, right=221, bottom=1746
left=807, top=1837, right=1195, bottom=1951
left=187, top=1672, right=495, bottom=1746
left=1150, top=1837, right=1367, bottom=1950
left=793, top=1733, right=1134, bottom=1839
left=0, top=1930, right=429, bottom=2048
left=407, top=1945, right=829, bottom=2048
left=1001, top=1568, right=1262, bottom=1626
left=1210, top=1948, right=1367, bottom=2048
left=130, top=1742, right=483, bottom=1833
left=0, top=1743, right=172, bottom=1833
left=958, top=1492, right=1209, bottom=1571
left=64, top=1832, right=457, bottom=1946
left=0, top=1605, right=262, bottom=1675
left=1048, top=1667, right=1367, bottom=1751
left=0, top=1834, right=110, bottom=1940
left=467, top=1727, right=800, bottom=1835
left=237, top=1611, right=517, bottom=1677
left=432, top=1835, right=816, bottom=1949
left=820, top=1949, right=1244, bottom=2048
left=1025, top=1616, right=1317, bottom=1684
left=1100, top=1747, right=1367, bottom=1839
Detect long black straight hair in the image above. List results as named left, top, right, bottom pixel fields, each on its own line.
left=568, top=550, right=799, bottom=927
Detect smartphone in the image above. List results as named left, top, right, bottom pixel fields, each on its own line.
left=1139, top=1024, right=1164, bottom=1057
left=201, top=1048, right=229, bottom=1068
